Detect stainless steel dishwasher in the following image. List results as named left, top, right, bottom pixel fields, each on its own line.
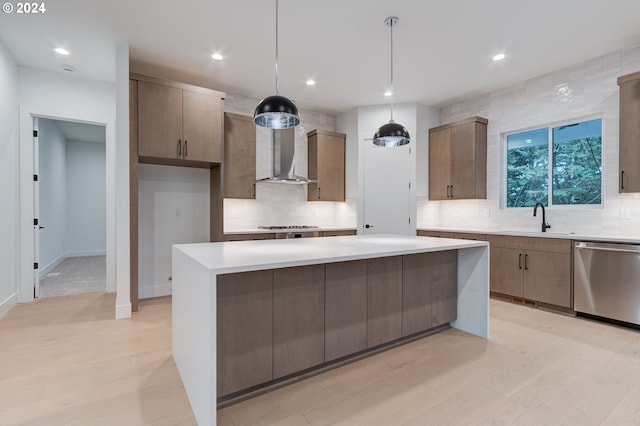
left=574, top=241, right=640, bottom=325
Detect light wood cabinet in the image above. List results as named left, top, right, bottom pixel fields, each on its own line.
left=417, top=230, right=456, bottom=238
left=428, top=116, right=487, bottom=200
left=137, top=78, right=223, bottom=166
left=325, top=260, right=368, bottom=361
left=224, top=113, right=256, bottom=199
left=402, top=253, right=433, bottom=336
left=321, top=230, right=357, bottom=237
left=367, top=256, right=403, bottom=347
left=273, top=265, right=325, bottom=378
left=217, top=270, right=273, bottom=396
left=618, top=72, right=640, bottom=193
left=432, top=250, right=458, bottom=326
left=307, top=129, right=346, bottom=201
left=487, top=235, right=572, bottom=308
left=223, top=233, right=276, bottom=241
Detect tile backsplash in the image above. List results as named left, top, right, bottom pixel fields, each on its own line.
left=418, top=43, right=640, bottom=236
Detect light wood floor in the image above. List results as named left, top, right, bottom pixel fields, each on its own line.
left=2, top=295, right=640, bottom=425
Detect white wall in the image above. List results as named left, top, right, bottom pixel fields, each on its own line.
left=138, top=164, right=210, bottom=299
left=418, top=43, right=640, bottom=236
left=65, top=139, right=106, bottom=255
left=0, top=41, right=18, bottom=318
left=38, top=119, right=67, bottom=272
left=18, top=67, right=117, bottom=306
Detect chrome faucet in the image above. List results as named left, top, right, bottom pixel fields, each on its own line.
left=533, top=202, right=551, bottom=232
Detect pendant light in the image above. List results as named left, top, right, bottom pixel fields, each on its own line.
left=253, top=0, right=300, bottom=129
left=373, top=16, right=410, bottom=147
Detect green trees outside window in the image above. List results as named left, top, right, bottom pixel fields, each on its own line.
left=506, top=118, right=602, bottom=208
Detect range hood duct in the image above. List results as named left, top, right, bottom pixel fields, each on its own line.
left=257, top=128, right=315, bottom=184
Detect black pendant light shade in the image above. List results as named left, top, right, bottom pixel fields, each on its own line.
left=253, top=0, right=300, bottom=129
left=373, top=16, right=410, bottom=147
left=373, top=121, right=410, bottom=147
left=254, top=95, right=300, bottom=129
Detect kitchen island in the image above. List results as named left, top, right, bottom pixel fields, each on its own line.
left=172, top=234, right=489, bottom=426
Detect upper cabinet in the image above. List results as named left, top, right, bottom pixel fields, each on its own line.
left=618, top=72, right=640, bottom=193
left=307, top=129, right=346, bottom=202
left=224, top=113, right=256, bottom=199
left=428, top=116, right=487, bottom=200
left=134, top=75, right=224, bottom=167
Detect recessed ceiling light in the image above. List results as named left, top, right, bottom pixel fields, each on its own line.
left=54, top=48, right=70, bottom=56
left=384, top=90, right=392, bottom=97
left=306, top=79, right=316, bottom=86
left=492, top=53, right=506, bottom=61
left=211, top=53, right=223, bottom=61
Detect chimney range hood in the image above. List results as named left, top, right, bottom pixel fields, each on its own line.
left=257, top=128, right=315, bottom=184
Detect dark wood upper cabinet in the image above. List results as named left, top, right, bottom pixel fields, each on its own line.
left=135, top=76, right=223, bottom=167
left=223, top=113, right=256, bottom=199
left=307, top=129, right=346, bottom=202
left=618, top=72, right=640, bottom=193
left=429, top=116, right=487, bottom=200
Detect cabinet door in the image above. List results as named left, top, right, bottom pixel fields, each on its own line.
left=524, top=251, right=572, bottom=308
left=137, top=81, right=183, bottom=160
left=450, top=122, right=477, bottom=199
left=432, top=250, right=458, bottom=327
left=367, top=256, right=403, bottom=347
left=217, top=270, right=273, bottom=396
left=308, top=131, right=345, bottom=201
left=428, top=128, right=451, bottom=200
left=490, top=247, right=524, bottom=297
left=182, top=89, right=222, bottom=163
left=402, top=253, right=433, bottom=336
left=619, top=77, right=640, bottom=192
left=224, top=113, right=256, bottom=199
left=325, top=260, right=368, bottom=361
left=273, top=265, right=325, bottom=378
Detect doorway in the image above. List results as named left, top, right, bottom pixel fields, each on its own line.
left=34, top=117, right=107, bottom=298
left=362, top=141, right=412, bottom=235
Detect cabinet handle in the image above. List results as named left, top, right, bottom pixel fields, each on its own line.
left=621, top=170, right=625, bottom=190
left=318, top=187, right=321, bottom=199
left=450, top=185, right=454, bottom=198
left=184, top=140, right=188, bottom=158
left=252, top=183, right=256, bottom=198
left=524, top=254, right=528, bottom=270
left=518, top=253, right=522, bottom=269
left=446, top=185, right=450, bottom=197
left=177, top=139, right=182, bottom=157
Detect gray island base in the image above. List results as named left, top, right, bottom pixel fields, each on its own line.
left=172, top=234, right=489, bottom=426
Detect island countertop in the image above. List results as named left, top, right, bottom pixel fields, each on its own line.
left=174, top=234, right=488, bottom=275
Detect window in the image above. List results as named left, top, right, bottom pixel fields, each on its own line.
left=506, top=118, right=602, bottom=208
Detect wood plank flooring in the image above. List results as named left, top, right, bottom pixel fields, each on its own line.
left=2, top=294, right=640, bottom=425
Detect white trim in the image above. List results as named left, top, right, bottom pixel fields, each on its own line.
left=0, top=292, right=18, bottom=319
left=115, top=302, right=132, bottom=319
left=64, top=250, right=107, bottom=258
left=139, top=283, right=172, bottom=299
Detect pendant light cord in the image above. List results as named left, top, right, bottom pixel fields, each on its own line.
left=389, top=18, right=395, bottom=123
left=275, top=0, right=280, bottom=96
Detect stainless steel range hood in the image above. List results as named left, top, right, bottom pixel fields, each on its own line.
left=257, top=128, right=315, bottom=184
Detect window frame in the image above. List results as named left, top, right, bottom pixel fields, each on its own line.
left=501, top=114, right=605, bottom=210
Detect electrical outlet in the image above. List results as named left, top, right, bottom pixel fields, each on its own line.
left=167, top=275, right=172, bottom=282
left=483, top=209, right=491, bottom=218
left=621, top=208, right=631, bottom=219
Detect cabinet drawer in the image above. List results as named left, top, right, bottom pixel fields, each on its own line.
left=522, top=237, right=571, bottom=254
left=417, top=230, right=456, bottom=238
left=486, top=235, right=527, bottom=249
left=454, top=232, right=486, bottom=241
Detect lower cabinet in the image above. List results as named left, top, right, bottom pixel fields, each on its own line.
left=487, top=235, right=572, bottom=308
left=217, top=270, right=273, bottom=396
left=367, top=256, right=403, bottom=347
left=273, top=265, right=325, bottom=378
left=217, top=253, right=458, bottom=398
left=325, top=260, right=368, bottom=361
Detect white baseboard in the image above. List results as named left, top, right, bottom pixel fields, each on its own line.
left=139, top=283, right=172, bottom=300
left=65, top=249, right=107, bottom=258
left=0, top=292, right=18, bottom=319
left=40, top=253, right=66, bottom=277
left=115, top=302, right=132, bottom=319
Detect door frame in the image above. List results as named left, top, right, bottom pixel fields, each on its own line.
left=19, top=111, right=116, bottom=304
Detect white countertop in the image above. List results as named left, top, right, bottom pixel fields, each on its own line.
left=174, top=234, right=487, bottom=275
left=418, top=227, right=640, bottom=244
left=224, top=226, right=356, bottom=235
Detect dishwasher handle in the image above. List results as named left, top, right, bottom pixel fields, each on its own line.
left=576, top=244, right=640, bottom=255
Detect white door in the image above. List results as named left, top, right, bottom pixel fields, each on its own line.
left=33, top=118, right=40, bottom=298
left=363, top=141, right=411, bottom=235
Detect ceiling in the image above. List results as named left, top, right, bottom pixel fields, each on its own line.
left=2, top=1, right=640, bottom=115
left=52, top=120, right=106, bottom=144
